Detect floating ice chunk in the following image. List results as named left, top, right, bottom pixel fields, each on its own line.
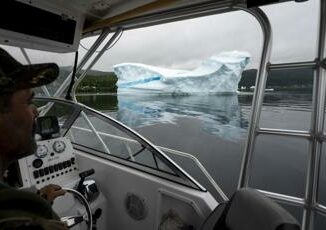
left=113, top=51, right=250, bottom=94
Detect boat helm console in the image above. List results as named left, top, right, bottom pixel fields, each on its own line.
left=17, top=116, right=101, bottom=229
left=18, top=137, right=79, bottom=190
left=18, top=116, right=80, bottom=190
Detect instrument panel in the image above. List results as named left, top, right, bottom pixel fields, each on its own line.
left=36, top=140, right=66, bottom=158
left=18, top=137, right=79, bottom=189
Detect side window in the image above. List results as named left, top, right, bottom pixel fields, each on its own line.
left=0, top=45, right=83, bottom=97
left=68, top=109, right=176, bottom=175
left=33, top=98, right=198, bottom=187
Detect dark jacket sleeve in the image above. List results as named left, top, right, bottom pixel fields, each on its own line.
left=0, top=183, right=69, bottom=229
left=0, top=187, right=59, bottom=220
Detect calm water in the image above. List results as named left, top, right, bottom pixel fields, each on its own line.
left=77, top=92, right=326, bottom=226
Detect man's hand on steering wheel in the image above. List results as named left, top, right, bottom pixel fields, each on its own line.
left=38, top=184, right=66, bottom=204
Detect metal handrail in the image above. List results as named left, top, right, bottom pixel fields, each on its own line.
left=303, top=1, right=326, bottom=229
left=315, top=204, right=326, bottom=217
left=237, top=1, right=326, bottom=229
left=39, top=30, right=111, bottom=117
left=237, top=6, right=273, bottom=189
left=268, top=61, right=317, bottom=71
left=257, top=128, right=311, bottom=138
left=258, top=189, right=305, bottom=208
left=53, top=29, right=110, bottom=98
left=157, top=146, right=228, bottom=201
left=71, top=29, right=123, bottom=101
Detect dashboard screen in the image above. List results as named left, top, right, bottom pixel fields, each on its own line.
left=36, top=116, right=60, bottom=138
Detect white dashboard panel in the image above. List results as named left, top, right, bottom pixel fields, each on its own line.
left=18, top=137, right=80, bottom=189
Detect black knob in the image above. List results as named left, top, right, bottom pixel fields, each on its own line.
left=32, top=159, right=43, bottom=169
left=79, top=169, right=95, bottom=179
left=94, top=208, right=102, bottom=220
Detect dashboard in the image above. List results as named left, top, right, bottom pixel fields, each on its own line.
left=18, top=137, right=80, bottom=189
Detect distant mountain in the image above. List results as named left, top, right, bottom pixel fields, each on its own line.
left=59, top=66, right=111, bottom=77
left=239, top=68, right=314, bottom=90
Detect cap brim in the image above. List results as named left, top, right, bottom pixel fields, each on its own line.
left=14, top=63, right=59, bottom=90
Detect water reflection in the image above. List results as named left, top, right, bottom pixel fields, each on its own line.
left=76, top=92, right=313, bottom=142
left=116, top=94, right=249, bottom=141
left=76, top=92, right=315, bottom=198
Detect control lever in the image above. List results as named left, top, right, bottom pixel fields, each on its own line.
left=91, top=208, right=102, bottom=230
left=76, top=169, right=95, bottom=196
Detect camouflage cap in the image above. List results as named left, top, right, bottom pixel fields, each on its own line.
left=0, top=48, right=59, bottom=93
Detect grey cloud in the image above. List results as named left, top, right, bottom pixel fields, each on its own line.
left=6, top=0, right=317, bottom=72
left=90, top=0, right=317, bottom=72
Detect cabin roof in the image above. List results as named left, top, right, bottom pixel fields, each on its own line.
left=0, top=0, right=301, bottom=52
left=78, top=0, right=243, bottom=34
left=50, top=0, right=297, bottom=35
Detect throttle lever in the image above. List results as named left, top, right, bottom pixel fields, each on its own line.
left=79, top=169, right=95, bottom=178
left=76, top=169, right=95, bottom=195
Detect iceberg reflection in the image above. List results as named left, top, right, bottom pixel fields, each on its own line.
left=117, top=94, right=248, bottom=141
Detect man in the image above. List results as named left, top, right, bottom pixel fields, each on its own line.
left=0, top=47, right=68, bottom=229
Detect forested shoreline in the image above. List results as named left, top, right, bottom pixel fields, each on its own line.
left=58, top=68, right=313, bottom=94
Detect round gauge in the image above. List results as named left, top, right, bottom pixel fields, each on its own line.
left=36, top=144, right=48, bottom=158
left=53, top=141, right=66, bottom=153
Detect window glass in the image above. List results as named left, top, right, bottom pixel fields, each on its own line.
left=69, top=109, right=177, bottom=175
left=278, top=203, right=302, bottom=225
left=262, top=0, right=318, bottom=64
left=1, top=37, right=99, bottom=97
left=25, top=49, right=75, bottom=96
left=260, top=70, right=313, bottom=131
left=315, top=213, right=326, bottom=230
left=68, top=113, right=107, bottom=153
left=0, top=45, right=28, bottom=64
left=250, top=135, right=309, bottom=197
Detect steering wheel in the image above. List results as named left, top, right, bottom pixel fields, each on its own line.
left=59, top=188, right=93, bottom=230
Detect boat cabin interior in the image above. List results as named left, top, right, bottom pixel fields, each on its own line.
left=0, top=0, right=325, bottom=229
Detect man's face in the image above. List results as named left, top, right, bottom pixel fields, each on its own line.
left=0, top=89, right=38, bottom=160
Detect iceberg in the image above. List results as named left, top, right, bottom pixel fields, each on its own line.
left=113, top=51, right=251, bottom=94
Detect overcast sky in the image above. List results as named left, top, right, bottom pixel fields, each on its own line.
left=3, top=0, right=319, bottom=71
left=87, top=0, right=319, bottom=71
